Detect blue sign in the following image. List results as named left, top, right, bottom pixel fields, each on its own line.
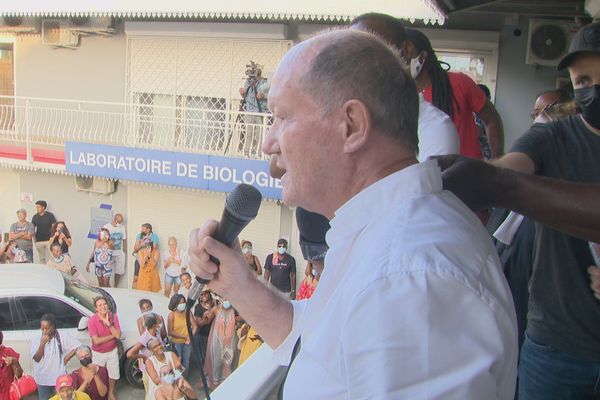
left=66, top=142, right=283, bottom=200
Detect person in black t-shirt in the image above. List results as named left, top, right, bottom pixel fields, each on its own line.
left=31, top=200, right=57, bottom=264
left=486, top=22, right=600, bottom=400
left=193, top=289, right=215, bottom=367
left=264, top=239, right=296, bottom=299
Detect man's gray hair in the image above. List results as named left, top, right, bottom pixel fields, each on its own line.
left=299, top=30, right=419, bottom=150
left=16, top=208, right=27, bottom=215
left=76, top=345, right=92, bottom=355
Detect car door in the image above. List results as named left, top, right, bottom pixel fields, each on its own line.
left=0, top=296, right=30, bottom=373
left=13, top=295, right=93, bottom=373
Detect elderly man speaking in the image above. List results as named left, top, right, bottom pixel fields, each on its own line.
left=189, top=30, right=517, bottom=399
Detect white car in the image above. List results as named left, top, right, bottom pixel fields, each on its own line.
left=0, top=264, right=170, bottom=388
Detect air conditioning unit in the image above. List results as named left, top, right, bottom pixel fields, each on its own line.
left=68, top=17, right=115, bottom=35
left=42, top=20, right=79, bottom=48
left=526, top=19, right=578, bottom=67
left=75, top=176, right=115, bottom=195
left=0, top=17, right=39, bottom=33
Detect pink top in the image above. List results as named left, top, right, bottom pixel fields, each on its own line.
left=88, top=313, right=121, bottom=353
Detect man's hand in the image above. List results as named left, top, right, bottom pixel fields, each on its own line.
left=432, top=155, right=499, bottom=211
left=188, top=220, right=254, bottom=301
left=2, top=356, right=16, bottom=366
left=41, top=334, right=51, bottom=345
left=588, top=266, right=600, bottom=300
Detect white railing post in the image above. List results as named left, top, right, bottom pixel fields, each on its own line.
left=25, top=99, right=31, bottom=163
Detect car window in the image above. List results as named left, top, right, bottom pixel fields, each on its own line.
left=62, top=273, right=115, bottom=313
left=13, top=296, right=84, bottom=330
left=0, top=297, right=14, bottom=330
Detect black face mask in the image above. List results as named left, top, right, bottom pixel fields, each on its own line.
left=80, top=356, right=93, bottom=367
left=575, top=85, right=600, bottom=130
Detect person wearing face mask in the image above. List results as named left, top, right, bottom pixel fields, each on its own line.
left=350, top=13, right=460, bottom=162
left=47, top=242, right=88, bottom=283
left=154, top=364, right=197, bottom=400
left=136, top=299, right=167, bottom=338
left=50, top=221, right=72, bottom=257
left=127, top=313, right=165, bottom=396
left=241, top=240, right=263, bottom=276
left=102, top=213, right=127, bottom=288
left=193, top=289, right=216, bottom=367
left=71, top=346, right=108, bottom=400
left=167, top=294, right=196, bottom=375
left=404, top=28, right=505, bottom=160
left=204, top=297, right=238, bottom=390
left=145, top=339, right=185, bottom=400
left=31, top=313, right=80, bottom=400
left=49, top=375, right=91, bottom=400
left=486, top=21, right=600, bottom=400
left=0, top=239, right=29, bottom=263
left=136, top=240, right=161, bottom=293
left=264, top=238, right=297, bottom=299
left=87, top=228, right=114, bottom=287
left=132, top=223, right=159, bottom=289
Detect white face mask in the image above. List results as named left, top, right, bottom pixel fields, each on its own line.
left=312, top=268, right=319, bottom=277
left=410, top=57, right=424, bottom=79
left=242, top=247, right=251, bottom=255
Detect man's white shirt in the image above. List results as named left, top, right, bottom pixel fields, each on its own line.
left=417, top=94, right=460, bottom=161
left=274, top=160, right=518, bottom=399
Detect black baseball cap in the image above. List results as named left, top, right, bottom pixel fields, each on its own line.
left=296, top=207, right=330, bottom=261
left=558, top=22, right=600, bottom=70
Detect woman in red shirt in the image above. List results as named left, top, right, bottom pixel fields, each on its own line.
left=0, top=330, right=24, bottom=399
left=405, top=28, right=505, bottom=159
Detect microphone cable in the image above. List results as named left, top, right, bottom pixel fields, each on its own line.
left=186, top=302, right=212, bottom=400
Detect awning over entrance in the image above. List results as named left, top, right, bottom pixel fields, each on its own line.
left=0, top=0, right=446, bottom=25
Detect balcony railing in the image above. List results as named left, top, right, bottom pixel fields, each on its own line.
left=0, top=95, right=271, bottom=164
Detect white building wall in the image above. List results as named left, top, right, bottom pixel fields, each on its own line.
left=13, top=30, right=127, bottom=102
left=0, top=168, right=21, bottom=242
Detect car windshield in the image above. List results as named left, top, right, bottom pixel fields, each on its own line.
left=61, top=272, right=115, bottom=314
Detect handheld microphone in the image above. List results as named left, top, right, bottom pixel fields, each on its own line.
left=187, top=183, right=263, bottom=305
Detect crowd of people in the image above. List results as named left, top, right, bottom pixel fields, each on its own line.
left=0, top=216, right=317, bottom=399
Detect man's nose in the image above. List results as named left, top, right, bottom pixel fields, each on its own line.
left=262, top=126, right=279, bottom=156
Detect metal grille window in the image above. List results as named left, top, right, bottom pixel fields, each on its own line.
left=126, top=36, right=291, bottom=157
left=182, top=95, right=227, bottom=152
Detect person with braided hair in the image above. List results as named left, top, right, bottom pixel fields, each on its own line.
left=405, top=28, right=505, bottom=159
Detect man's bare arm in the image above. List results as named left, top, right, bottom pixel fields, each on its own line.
left=437, top=155, right=600, bottom=243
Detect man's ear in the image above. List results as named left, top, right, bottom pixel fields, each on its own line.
left=340, top=99, right=370, bottom=154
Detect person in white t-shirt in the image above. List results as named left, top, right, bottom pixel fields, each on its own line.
left=163, top=237, right=188, bottom=298
left=31, top=313, right=81, bottom=400
left=102, top=213, right=127, bottom=288
left=350, top=14, right=460, bottom=162
left=177, top=272, right=192, bottom=299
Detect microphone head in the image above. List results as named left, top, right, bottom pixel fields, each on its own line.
left=225, top=184, right=263, bottom=221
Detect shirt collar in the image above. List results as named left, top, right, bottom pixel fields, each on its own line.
left=327, top=160, right=442, bottom=244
